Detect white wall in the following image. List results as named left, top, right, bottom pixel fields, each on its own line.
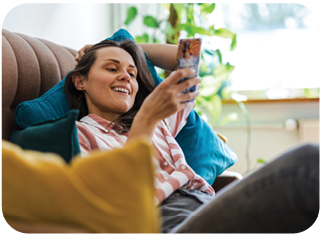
left=2, top=3, right=114, bottom=50
left=215, top=100, right=319, bottom=175
left=109, top=3, right=168, bottom=42
left=2, top=3, right=166, bottom=50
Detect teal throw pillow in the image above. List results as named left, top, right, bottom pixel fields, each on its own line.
left=14, top=77, right=70, bottom=129
left=10, top=110, right=80, bottom=163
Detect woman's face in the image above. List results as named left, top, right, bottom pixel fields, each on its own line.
left=81, top=47, right=139, bottom=121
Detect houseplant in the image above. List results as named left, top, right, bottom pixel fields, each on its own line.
left=124, top=3, right=238, bottom=127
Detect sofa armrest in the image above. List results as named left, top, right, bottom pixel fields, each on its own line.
left=212, top=171, right=243, bottom=192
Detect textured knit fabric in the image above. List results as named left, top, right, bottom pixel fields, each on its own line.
left=3, top=138, right=159, bottom=233
left=76, top=101, right=215, bottom=204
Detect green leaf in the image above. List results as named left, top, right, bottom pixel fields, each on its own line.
left=200, top=51, right=205, bottom=60
left=213, top=64, right=233, bottom=81
left=193, top=104, right=203, bottom=116
left=304, top=88, right=316, bottom=98
left=135, top=36, right=143, bottom=44
left=178, top=24, right=213, bottom=37
left=208, top=94, right=222, bottom=123
left=135, top=34, right=149, bottom=43
left=195, top=96, right=208, bottom=111
left=257, top=158, right=267, bottom=164
left=219, top=112, right=238, bottom=126
left=179, top=24, right=215, bottom=37
left=226, top=62, right=235, bottom=73
left=178, top=24, right=191, bottom=34
left=192, top=26, right=211, bottom=36
left=214, top=28, right=235, bottom=39
left=196, top=95, right=221, bottom=125
left=230, top=34, right=237, bottom=51
left=159, top=3, right=171, bottom=12
left=200, top=62, right=209, bottom=73
left=187, top=4, right=195, bottom=25
left=208, top=25, right=215, bottom=33
left=172, top=3, right=187, bottom=21
left=153, top=38, right=161, bottom=43
left=124, top=7, right=137, bottom=25
left=204, top=49, right=214, bottom=56
left=216, top=49, right=222, bottom=63
left=199, top=75, right=222, bottom=97
left=221, top=86, right=234, bottom=99
left=143, top=15, right=159, bottom=28
left=199, top=3, right=215, bottom=14
left=142, top=34, right=150, bottom=43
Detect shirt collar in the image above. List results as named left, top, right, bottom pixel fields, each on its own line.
left=79, top=114, right=115, bottom=133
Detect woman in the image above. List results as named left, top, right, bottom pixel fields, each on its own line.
left=66, top=39, right=319, bottom=233
left=65, top=39, right=215, bottom=230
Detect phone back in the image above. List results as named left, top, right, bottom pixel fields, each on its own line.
left=177, top=38, right=202, bottom=93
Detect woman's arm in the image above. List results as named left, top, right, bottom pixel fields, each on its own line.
left=139, top=43, right=178, bottom=71
left=75, top=43, right=178, bottom=71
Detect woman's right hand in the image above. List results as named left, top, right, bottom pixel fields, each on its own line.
left=127, top=68, right=201, bottom=144
left=139, top=68, right=201, bottom=125
left=75, top=44, right=93, bottom=65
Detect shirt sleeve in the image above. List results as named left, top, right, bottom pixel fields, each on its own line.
left=164, top=99, right=196, bottom=138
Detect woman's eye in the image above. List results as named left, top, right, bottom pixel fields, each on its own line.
left=107, top=68, right=117, bottom=72
left=130, top=73, right=136, bottom=78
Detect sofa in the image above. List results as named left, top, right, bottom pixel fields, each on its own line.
left=2, top=29, right=242, bottom=233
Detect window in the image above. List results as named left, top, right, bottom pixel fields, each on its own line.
left=204, top=3, right=320, bottom=100
left=119, top=3, right=320, bottom=100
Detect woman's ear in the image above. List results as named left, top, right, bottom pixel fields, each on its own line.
left=72, top=74, right=86, bottom=91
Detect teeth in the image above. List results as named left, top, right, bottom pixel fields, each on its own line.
left=112, top=87, right=129, bottom=94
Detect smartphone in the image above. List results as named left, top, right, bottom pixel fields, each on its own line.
left=176, top=38, right=202, bottom=94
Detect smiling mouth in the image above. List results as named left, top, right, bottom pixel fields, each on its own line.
left=112, top=87, right=130, bottom=95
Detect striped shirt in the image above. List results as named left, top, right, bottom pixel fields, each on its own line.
left=76, top=101, right=215, bottom=204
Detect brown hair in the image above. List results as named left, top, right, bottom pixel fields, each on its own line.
left=64, top=39, right=155, bottom=132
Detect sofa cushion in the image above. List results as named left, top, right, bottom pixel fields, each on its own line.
left=10, top=110, right=80, bottom=163
left=2, top=137, right=159, bottom=233
left=13, top=29, right=237, bottom=185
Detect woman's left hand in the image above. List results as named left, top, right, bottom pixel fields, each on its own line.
left=75, top=44, right=93, bottom=65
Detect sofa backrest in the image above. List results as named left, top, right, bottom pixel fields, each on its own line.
left=2, top=29, right=77, bottom=140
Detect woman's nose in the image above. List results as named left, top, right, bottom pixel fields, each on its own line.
left=118, top=70, right=131, bottom=82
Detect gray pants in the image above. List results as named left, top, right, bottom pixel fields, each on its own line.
left=160, top=143, right=319, bottom=233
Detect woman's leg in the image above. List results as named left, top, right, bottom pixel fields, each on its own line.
left=171, top=143, right=319, bottom=233
left=159, top=188, right=213, bottom=233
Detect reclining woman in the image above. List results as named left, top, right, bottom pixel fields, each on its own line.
left=65, top=39, right=319, bottom=233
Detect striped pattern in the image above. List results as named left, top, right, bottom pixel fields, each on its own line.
left=76, top=102, right=214, bottom=204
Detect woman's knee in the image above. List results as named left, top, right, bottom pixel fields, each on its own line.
left=276, top=143, right=319, bottom=169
